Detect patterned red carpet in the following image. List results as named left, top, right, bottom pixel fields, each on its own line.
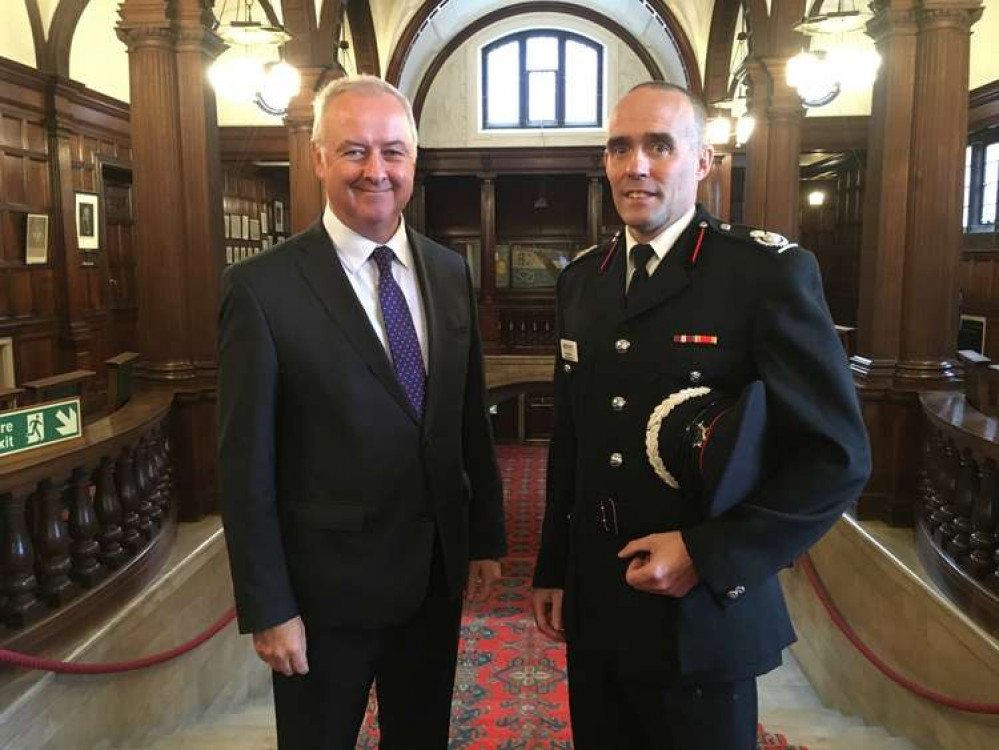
left=359, top=445, right=806, bottom=749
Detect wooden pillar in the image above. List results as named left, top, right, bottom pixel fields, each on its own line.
left=741, top=1, right=806, bottom=237
left=854, top=0, right=919, bottom=382
left=742, top=61, right=767, bottom=228
left=116, top=17, right=193, bottom=381
left=897, top=1, right=983, bottom=384
left=284, top=67, right=327, bottom=234
left=851, top=0, right=983, bottom=525
left=173, top=0, right=225, bottom=376
left=760, top=57, right=804, bottom=239
left=478, top=174, right=499, bottom=349
left=117, top=0, right=227, bottom=519
left=587, top=175, right=603, bottom=246
left=698, top=153, right=732, bottom=221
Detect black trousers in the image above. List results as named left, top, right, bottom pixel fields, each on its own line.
left=566, top=645, right=758, bottom=750
left=272, top=548, right=463, bottom=750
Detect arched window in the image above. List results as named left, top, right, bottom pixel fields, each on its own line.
left=481, top=30, right=603, bottom=130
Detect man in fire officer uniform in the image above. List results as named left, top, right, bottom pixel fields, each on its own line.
left=530, top=82, right=871, bottom=749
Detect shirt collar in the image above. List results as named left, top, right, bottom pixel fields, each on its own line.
left=624, top=205, right=697, bottom=260
left=323, top=204, right=411, bottom=275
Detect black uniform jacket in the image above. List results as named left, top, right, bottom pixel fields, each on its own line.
left=534, top=206, right=871, bottom=680
left=219, top=220, right=506, bottom=634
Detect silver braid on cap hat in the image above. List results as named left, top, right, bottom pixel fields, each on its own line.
left=645, top=386, right=712, bottom=489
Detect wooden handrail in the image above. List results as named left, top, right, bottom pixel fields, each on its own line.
left=20, top=370, right=96, bottom=405
left=0, top=387, right=24, bottom=411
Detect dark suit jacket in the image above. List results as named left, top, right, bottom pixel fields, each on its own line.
left=219, top=219, right=506, bottom=634
left=534, top=206, right=871, bottom=680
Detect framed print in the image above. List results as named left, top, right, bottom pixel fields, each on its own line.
left=75, top=191, right=100, bottom=250
left=249, top=219, right=261, bottom=241
left=25, top=213, right=49, bottom=264
left=241, top=215, right=250, bottom=240
left=958, top=314, right=987, bottom=354
left=261, top=210, right=268, bottom=235
left=226, top=246, right=234, bottom=264
left=274, top=200, right=285, bottom=233
left=224, top=215, right=231, bottom=239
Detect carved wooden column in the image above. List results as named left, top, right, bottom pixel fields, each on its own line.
left=741, top=59, right=770, bottom=228
left=855, top=0, right=919, bottom=381
left=898, top=1, right=983, bottom=384
left=741, top=1, right=806, bottom=238
left=760, top=57, right=804, bottom=238
left=587, top=175, right=603, bottom=246
left=851, top=0, right=983, bottom=525
left=284, top=66, right=327, bottom=234
left=478, top=174, right=499, bottom=349
left=116, top=11, right=193, bottom=382
left=173, top=0, right=225, bottom=378
left=698, top=153, right=732, bottom=221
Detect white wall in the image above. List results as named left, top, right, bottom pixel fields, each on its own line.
left=971, top=0, right=999, bottom=90
left=0, top=1, right=37, bottom=69
left=69, top=0, right=129, bottom=102
left=418, top=13, right=655, bottom=148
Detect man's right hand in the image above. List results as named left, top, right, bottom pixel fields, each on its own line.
left=530, top=588, right=565, bottom=642
left=253, top=615, right=309, bottom=677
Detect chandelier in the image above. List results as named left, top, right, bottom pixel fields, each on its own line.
left=786, top=1, right=880, bottom=107
left=208, top=1, right=300, bottom=116
left=707, top=18, right=755, bottom=147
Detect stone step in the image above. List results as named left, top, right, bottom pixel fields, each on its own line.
left=126, top=652, right=922, bottom=750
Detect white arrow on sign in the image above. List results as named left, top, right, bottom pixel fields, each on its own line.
left=55, top=408, right=78, bottom=436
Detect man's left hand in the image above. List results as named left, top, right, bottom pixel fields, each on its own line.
left=617, top=532, right=699, bottom=597
left=466, top=559, right=502, bottom=602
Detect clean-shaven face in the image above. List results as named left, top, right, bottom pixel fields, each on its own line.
left=604, top=88, right=713, bottom=242
left=312, top=90, right=416, bottom=244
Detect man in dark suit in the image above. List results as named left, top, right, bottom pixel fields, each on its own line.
left=530, top=82, right=871, bottom=749
left=219, top=75, right=506, bottom=749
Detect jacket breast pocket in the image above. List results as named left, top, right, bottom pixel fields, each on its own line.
left=290, top=502, right=366, bottom=532
left=651, top=343, right=753, bottom=389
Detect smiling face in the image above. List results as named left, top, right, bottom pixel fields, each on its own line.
left=603, top=87, right=713, bottom=242
left=312, top=90, right=416, bottom=243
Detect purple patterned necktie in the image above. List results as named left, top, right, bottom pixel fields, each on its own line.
left=371, top=245, right=426, bottom=417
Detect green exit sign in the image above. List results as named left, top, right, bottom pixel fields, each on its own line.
left=0, top=399, right=83, bottom=459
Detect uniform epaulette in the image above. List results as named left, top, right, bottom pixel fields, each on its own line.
left=708, top=218, right=798, bottom=255
left=563, top=243, right=601, bottom=270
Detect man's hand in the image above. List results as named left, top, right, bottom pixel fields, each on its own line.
left=618, top=531, right=699, bottom=597
left=466, top=559, right=502, bottom=602
left=530, top=588, right=565, bottom=642
left=253, top=616, right=309, bottom=677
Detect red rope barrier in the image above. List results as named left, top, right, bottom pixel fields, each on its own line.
left=798, top=554, right=999, bottom=714
left=0, top=608, right=236, bottom=675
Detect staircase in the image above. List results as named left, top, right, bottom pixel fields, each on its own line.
left=123, top=651, right=919, bottom=750
left=758, top=652, right=920, bottom=750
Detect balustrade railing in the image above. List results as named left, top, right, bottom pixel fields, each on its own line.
left=918, top=391, right=999, bottom=633
left=0, top=390, right=174, bottom=638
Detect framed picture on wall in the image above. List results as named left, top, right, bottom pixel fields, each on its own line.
left=261, top=210, right=268, bottom=235
left=249, top=219, right=261, bottom=241
left=958, top=314, right=987, bottom=355
left=224, top=215, right=231, bottom=239
left=274, top=200, right=285, bottom=233
left=25, top=213, right=49, bottom=264
left=241, top=215, right=250, bottom=240
left=75, top=191, right=100, bottom=250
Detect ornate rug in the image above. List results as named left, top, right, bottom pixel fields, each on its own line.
left=358, top=445, right=806, bottom=749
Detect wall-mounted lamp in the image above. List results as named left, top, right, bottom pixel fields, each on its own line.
left=808, top=190, right=827, bottom=207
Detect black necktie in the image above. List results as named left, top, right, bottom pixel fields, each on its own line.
left=627, top=243, right=655, bottom=306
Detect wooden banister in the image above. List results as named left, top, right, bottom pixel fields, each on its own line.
left=21, top=370, right=96, bottom=405
left=958, top=350, right=992, bottom=414
left=0, top=387, right=24, bottom=412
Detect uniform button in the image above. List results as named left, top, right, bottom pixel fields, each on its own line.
left=611, top=396, right=626, bottom=411
left=726, top=585, right=746, bottom=600
left=609, top=452, right=623, bottom=468
left=563, top=363, right=573, bottom=373
left=615, top=339, right=631, bottom=354
left=689, top=370, right=702, bottom=384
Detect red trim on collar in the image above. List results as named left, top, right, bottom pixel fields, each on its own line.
left=690, top=226, right=707, bottom=265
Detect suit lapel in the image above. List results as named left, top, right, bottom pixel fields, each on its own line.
left=621, top=218, right=697, bottom=322
left=407, top=229, right=444, bottom=438
left=294, top=220, right=417, bottom=424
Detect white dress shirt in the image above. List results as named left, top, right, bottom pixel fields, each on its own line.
left=624, top=205, right=697, bottom=292
left=323, top=205, right=429, bottom=369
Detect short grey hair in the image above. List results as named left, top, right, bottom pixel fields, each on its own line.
left=311, top=75, right=418, bottom=149
left=625, top=81, right=707, bottom=149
